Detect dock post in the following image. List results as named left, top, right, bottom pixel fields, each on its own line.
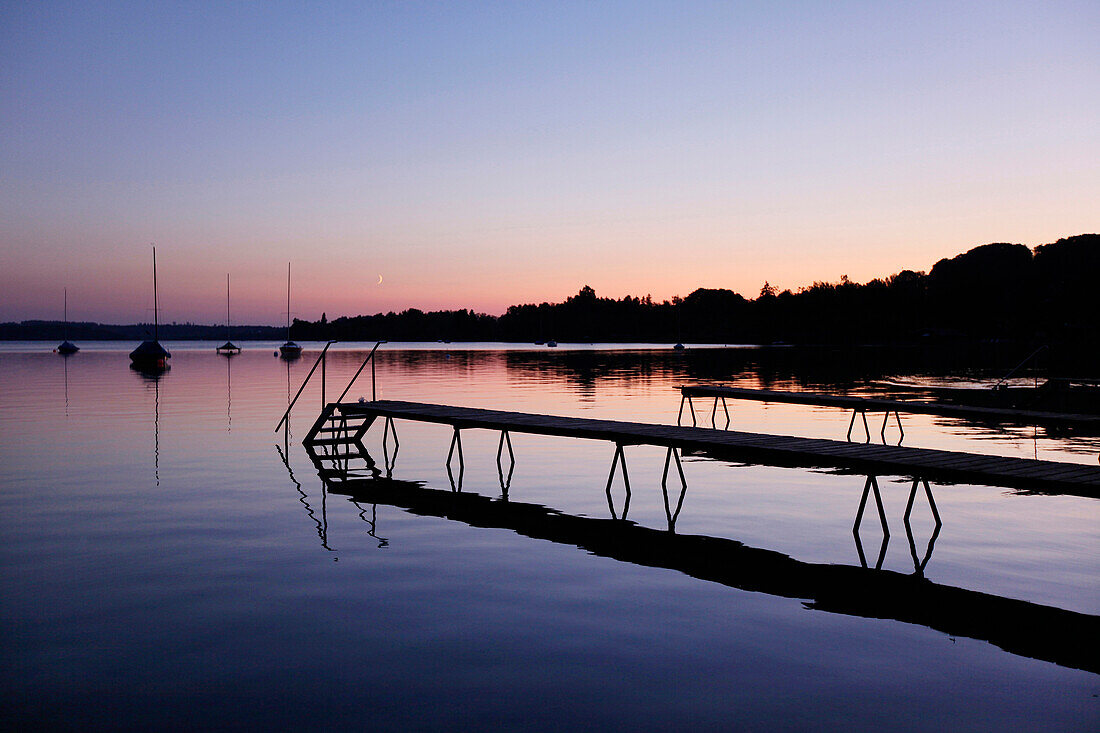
left=903, top=482, right=941, bottom=575
left=605, top=443, right=632, bottom=520
left=446, top=427, right=464, bottom=490
left=710, top=397, right=729, bottom=429
left=661, top=447, right=688, bottom=532
left=382, top=417, right=399, bottom=476
left=853, top=475, right=889, bottom=537
left=383, top=416, right=399, bottom=452
left=903, top=477, right=942, bottom=527
left=677, top=395, right=696, bottom=426
left=496, top=431, right=515, bottom=498
left=904, top=477, right=942, bottom=575
left=847, top=409, right=871, bottom=442
left=880, top=410, right=905, bottom=444
left=853, top=474, right=890, bottom=570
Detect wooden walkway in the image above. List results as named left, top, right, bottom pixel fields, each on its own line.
left=680, top=384, right=1100, bottom=430
left=317, top=400, right=1100, bottom=495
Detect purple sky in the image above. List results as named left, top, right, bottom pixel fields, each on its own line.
left=2, top=1, right=1097, bottom=325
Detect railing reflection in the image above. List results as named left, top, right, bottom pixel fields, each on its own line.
left=277, top=443, right=334, bottom=552
left=351, top=500, right=389, bottom=548
left=853, top=475, right=889, bottom=570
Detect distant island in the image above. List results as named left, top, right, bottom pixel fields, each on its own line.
left=5, top=234, right=1096, bottom=353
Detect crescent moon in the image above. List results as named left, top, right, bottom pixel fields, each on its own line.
left=377, top=274, right=383, bottom=284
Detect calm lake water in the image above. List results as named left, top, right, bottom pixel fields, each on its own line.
left=1, top=342, right=1097, bottom=730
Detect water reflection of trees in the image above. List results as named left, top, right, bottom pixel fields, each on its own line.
left=315, top=346, right=1100, bottom=447
left=320, top=344, right=1090, bottom=396
left=491, top=346, right=1081, bottom=394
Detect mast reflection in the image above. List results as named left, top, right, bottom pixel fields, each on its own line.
left=226, top=352, right=232, bottom=432
left=61, top=351, right=71, bottom=416
left=131, top=364, right=166, bottom=486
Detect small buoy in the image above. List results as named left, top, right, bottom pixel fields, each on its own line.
left=273, top=351, right=278, bottom=356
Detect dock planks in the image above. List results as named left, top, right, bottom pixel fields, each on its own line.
left=680, top=384, right=1100, bottom=429
left=325, top=400, right=1100, bottom=495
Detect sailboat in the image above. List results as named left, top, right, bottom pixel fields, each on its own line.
left=56, top=288, right=79, bottom=354
left=216, top=273, right=241, bottom=354
left=129, top=245, right=171, bottom=370
left=279, top=262, right=302, bottom=359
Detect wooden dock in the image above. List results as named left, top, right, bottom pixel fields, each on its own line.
left=680, top=384, right=1100, bottom=430
left=309, top=400, right=1100, bottom=495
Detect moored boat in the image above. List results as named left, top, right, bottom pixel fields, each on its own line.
left=56, top=288, right=79, bottom=354
left=130, top=246, right=171, bottom=371
left=216, top=273, right=241, bottom=355
left=279, top=262, right=301, bottom=359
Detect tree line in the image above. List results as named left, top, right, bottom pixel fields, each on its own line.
left=289, top=234, right=1097, bottom=346
left=5, top=234, right=1095, bottom=348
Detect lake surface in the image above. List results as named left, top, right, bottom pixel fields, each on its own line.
left=1, top=342, right=1097, bottom=730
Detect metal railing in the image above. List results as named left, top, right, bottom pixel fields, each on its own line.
left=335, top=341, right=386, bottom=404
left=275, top=340, right=337, bottom=432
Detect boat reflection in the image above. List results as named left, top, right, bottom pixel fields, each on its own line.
left=304, top=448, right=1099, bottom=675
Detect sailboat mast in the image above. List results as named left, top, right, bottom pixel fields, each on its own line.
left=63, top=288, right=68, bottom=339
left=286, top=261, right=292, bottom=341
left=153, top=245, right=159, bottom=341
left=226, top=273, right=231, bottom=340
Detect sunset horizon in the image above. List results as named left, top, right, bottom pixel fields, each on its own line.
left=1, top=231, right=1093, bottom=328
left=3, top=3, right=1096, bottom=325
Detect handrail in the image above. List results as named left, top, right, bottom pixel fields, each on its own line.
left=275, top=341, right=337, bottom=432
left=994, top=345, right=1047, bottom=389
left=336, top=341, right=386, bottom=404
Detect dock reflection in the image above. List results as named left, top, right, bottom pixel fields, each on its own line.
left=305, top=449, right=1099, bottom=675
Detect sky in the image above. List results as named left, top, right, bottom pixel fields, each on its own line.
left=1, top=1, right=1097, bottom=325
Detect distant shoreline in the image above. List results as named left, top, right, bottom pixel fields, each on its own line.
left=4, top=234, right=1096, bottom=353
